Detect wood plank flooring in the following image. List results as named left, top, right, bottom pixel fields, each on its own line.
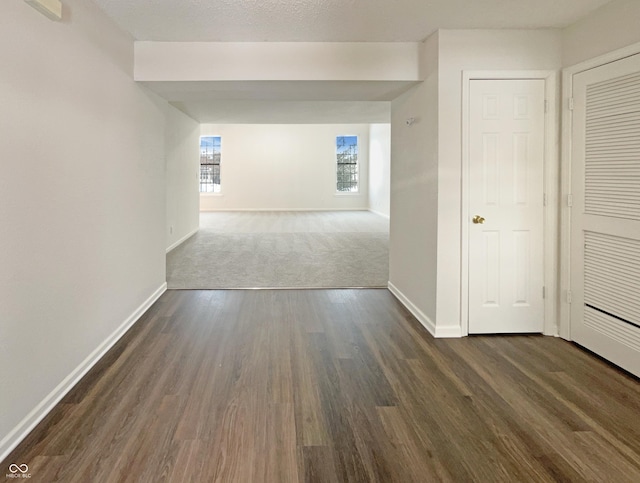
left=3, top=289, right=640, bottom=482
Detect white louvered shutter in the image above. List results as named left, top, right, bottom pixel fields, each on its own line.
left=571, top=54, right=640, bottom=377
left=585, top=71, right=640, bottom=221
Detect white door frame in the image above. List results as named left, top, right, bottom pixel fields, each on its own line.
left=560, top=42, right=640, bottom=340
left=461, top=70, right=559, bottom=337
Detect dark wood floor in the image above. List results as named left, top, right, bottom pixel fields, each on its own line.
left=3, top=289, right=640, bottom=482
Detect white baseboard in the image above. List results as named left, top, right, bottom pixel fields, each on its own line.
left=166, top=227, right=198, bottom=253
left=0, top=282, right=167, bottom=463
left=387, top=281, right=462, bottom=338
left=388, top=281, right=437, bottom=336
left=368, top=209, right=390, bottom=220
left=434, top=324, right=463, bottom=338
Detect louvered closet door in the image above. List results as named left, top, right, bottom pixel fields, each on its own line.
left=571, top=54, right=640, bottom=377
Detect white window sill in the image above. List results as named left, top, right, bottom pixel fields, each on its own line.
left=334, top=192, right=361, bottom=197
left=200, top=192, right=224, bottom=197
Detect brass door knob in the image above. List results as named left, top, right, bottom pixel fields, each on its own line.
left=472, top=215, right=485, bottom=224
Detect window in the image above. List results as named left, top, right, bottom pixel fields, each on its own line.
left=336, top=135, right=358, bottom=192
left=200, top=136, right=221, bottom=193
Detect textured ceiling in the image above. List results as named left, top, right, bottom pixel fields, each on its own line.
left=92, top=0, right=612, bottom=42
left=96, top=0, right=613, bottom=123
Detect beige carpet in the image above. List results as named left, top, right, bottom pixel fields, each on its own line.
left=166, top=211, right=389, bottom=289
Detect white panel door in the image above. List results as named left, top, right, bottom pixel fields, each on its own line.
left=570, top=54, right=640, bottom=378
left=468, top=79, right=545, bottom=334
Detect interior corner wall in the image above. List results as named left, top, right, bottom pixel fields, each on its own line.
left=0, top=0, right=168, bottom=459
left=435, top=29, right=562, bottom=332
left=562, top=0, right=640, bottom=67
left=199, top=124, right=370, bottom=211
left=166, top=109, right=200, bottom=251
left=368, top=124, right=391, bottom=218
left=389, top=32, right=440, bottom=328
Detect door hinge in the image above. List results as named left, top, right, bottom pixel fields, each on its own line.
left=567, top=194, right=573, bottom=207
left=569, top=97, right=575, bottom=111
left=567, top=290, right=572, bottom=304
left=543, top=193, right=548, bottom=206
left=542, top=286, right=546, bottom=299
left=544, top=100, right=549, bottom=113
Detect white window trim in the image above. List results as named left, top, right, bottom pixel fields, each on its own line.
left=335, top=134, right=360, bottom=194
left=199, top=135, right=222, bottom=195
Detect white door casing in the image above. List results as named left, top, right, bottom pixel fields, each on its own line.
left=468, top=79, right=546, bottom=334
left=570, top=54, right=640, bottom=378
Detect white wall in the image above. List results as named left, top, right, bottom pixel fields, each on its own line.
left=562, top=0, right=640, bottom=67
left=0, top=0, right=170, bottom=459
left=389, top=30, right=562, bottom=336
left=166, top=109, right=200, bottom=251
left=434, top=29, right=562, bottom=333
left=389, top=32, right=440, bottom=327
left=368, top=124, right=391, bottom=217
left=135, top=42, right=420, bottom=81
left=199, top=124, right=370, bottom=211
